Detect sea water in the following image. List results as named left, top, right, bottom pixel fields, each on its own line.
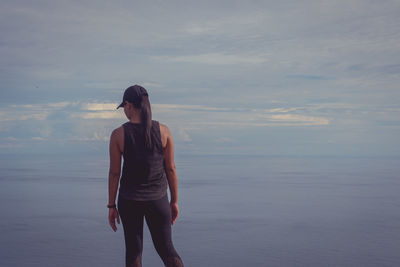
left=0, top=153, right=399, bottom=266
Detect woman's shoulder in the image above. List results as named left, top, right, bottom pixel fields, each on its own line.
left=111, top=125, right=124, bottom=139
left=156, top=121, right=171, bottom=147
left=109, top=126, right=124, bottom=153
left=156, top=121, right=170, bottom=133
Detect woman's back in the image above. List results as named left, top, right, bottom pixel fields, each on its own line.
left=119, top=120, right=168, bottom=201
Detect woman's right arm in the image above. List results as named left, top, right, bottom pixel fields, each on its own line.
left=108, top=127, right=123, bottom=232
left=162, top=124, right=180, bottom=225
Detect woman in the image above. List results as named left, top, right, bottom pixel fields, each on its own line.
left=107, top=85, right=184, bottom=267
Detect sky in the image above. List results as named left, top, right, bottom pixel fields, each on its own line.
left=0, top=0, right=399, bottom=157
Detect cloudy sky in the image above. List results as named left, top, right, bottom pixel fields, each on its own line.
left=1, top=0, right=399, bottom=157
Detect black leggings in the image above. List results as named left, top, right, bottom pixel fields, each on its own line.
left=117, top=194, right=183, bottom=267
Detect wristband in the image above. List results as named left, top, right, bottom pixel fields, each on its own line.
left=107, top=204, right=116, bottom=208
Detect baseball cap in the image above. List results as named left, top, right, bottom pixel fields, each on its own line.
left=117, top=85, right=148, bottom=109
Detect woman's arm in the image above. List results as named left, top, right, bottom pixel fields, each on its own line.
left=162, top=124, right=179, bottom=225
left=108, top=127, right=123, bottom=231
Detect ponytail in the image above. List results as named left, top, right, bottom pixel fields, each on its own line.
left=139, top=94, right=152, bottom=149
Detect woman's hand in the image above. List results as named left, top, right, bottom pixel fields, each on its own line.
left=108, top=208, right=120, bottom=232
left=170, top=202, right=179, bottom=225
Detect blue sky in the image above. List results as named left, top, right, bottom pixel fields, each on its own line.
left=1, top=0, right=399, bottom=157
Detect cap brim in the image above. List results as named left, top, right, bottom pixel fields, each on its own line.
left=116, top=102, right=124, bottom=109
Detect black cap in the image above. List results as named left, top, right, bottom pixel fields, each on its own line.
left=117, top=85, right=148, bottom=109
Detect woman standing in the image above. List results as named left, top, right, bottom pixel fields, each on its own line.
left=107, top=85, right=184, bottom=267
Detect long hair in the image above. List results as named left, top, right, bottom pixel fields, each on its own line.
left=138, top=94, right=152, bottom=149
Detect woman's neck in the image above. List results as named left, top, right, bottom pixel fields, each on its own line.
left=128, top=113, right=141, bottom=123
left=126, top=107, right=141, bottom=123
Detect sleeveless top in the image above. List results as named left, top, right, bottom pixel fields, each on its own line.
left=118, top=120, right=168, bottom=201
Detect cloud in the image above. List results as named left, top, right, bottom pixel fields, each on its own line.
left=267, top=107, right=299, bottom=113
left=5, top=101, right=398, bottom=143
left=73, top=102, right=123, bottom=119
left=152, top=104, right=231, bottom=112
left=74, top=101, right=328, bottom=144
left=4, top=136, right=18, bottom=141
left=0, top=109, right=49, bottom=122
left=153, top=102, right=331, bottom=127
left=161, top=102, right=332, bottom=128
left=0, top=102, right=76, bottom=122
left=82, top=103, right=118, bottom=111
left=267, top=114, right=329, bottom=125
left=48, top=101, right=72, bottom=108
left=77, top=111, right=123, bottom=120
left=1, top=100, right=334, bottom=150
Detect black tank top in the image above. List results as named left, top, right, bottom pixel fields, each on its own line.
left=118, top=120, right=168, bottom=201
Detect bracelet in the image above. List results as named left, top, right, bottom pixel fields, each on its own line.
left=107, top=204, right=116, bottom=208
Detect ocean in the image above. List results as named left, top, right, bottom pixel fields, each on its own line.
left=0, top=153, right=399, bottom=266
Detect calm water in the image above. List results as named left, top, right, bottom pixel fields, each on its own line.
left=0, top=153, right=399, bottom=266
